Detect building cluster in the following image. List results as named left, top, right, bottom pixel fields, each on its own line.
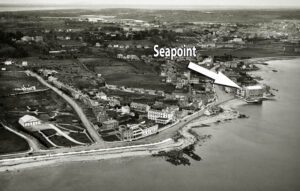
left=116, top=54, right=140, bottom=61
left=108, top=44, right=151, bottom=49
left=0, top=60, right=28, bottom=71
left=147, top=108, right=176, bottom=125
left=38, top=67, right=207, bottom=141
left=130, top=102, right=150, bottom=113
left=20, top=36, right=43, bottom=43
left=14, top=85, right=36, bottom=92
left=79, top=16, right=159, bottom=31
left=117, top=122, right=158, bottom=141
left=33, top=48, right=260, bottom=143
left=106, top=84, right=165, bottom=97
left=3, top=8, right=297, bottom=149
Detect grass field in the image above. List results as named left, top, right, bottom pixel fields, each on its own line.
left=79, top=57, right=173, bottom=90
left=0, top=125, right=29, bottom=155
left=0, top=70, right=90, bottom=149
left=0, top=71, right=44, bottom=95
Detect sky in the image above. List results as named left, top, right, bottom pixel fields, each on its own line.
left=1, top=0, right=300, bottom=8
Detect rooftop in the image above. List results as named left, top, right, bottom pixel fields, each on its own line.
left=245, top=85, right=264, bottom=90
left=19, top=115, right=40, bottom=123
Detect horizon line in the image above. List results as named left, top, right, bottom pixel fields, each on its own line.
left=0, top=3, right=300, bottom=11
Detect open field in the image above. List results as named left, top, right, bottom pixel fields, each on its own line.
left=0, top=124, right=29, bottom=154
left=78, top=57, right=157, bottom=75
left=0, top=71, right=91, bottom=150
left=102, top=89, right=163, bottom=105
left=105, top=73, right=173, bottom=91
left=0, top=71, right=44, bottom=95
left=21, top=57, right=105, bottom=90
left=79, top=57, right=173, bottom=90
left=1, top=8, right=300, bottom=23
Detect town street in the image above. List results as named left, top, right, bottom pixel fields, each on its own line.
left=26, top=70, right=103, bottom=143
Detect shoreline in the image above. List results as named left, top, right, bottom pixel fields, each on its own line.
left=244, top=56, right=300, bottom=63
left=0, top=98, right=242, bottom=173
left=0, top=56, right=291, bottom=173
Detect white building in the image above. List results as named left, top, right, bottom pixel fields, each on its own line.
left=117, top=54, right=124, bottom=59
left=18, top=115, right=41, bottom=127
left=118, top=123, right=158, bottom=141
left=21, top=36, right=34, bottom=42
left=141, top=124, right=158, bottom=137
left=200, top=57, right=213, bottom=65
left=4, top=60, right=12, bottom=65
left=96, top=92, right=107, bottom=100
left=22, top=61, right=28, bottom=66
left=147, top=109, right=174, bottom=122
left=243, top=85, right=265, bottom=99
left=118, top=106, right=130, bottom=114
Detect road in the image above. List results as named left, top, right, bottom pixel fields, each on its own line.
left=0, top=137, right=181, bottom=172
left=0, top=87, right=235, bottom=171
left=26, top=71, right=103, bottom=144
left=0, top=67, right=236, bottom=170
left=49, top=124, right=85, bottom=145
left=210, top=64, right=236, bottom=104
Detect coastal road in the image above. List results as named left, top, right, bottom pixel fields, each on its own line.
left=210, top=64, right=236, bottom=104
left=0, top=137, right=182, bottom=172
left=26, top=71, right=103, bottom=144
left=0, top=67, right=234, bottom=168
left=0, top=93, right=233, bottom=171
